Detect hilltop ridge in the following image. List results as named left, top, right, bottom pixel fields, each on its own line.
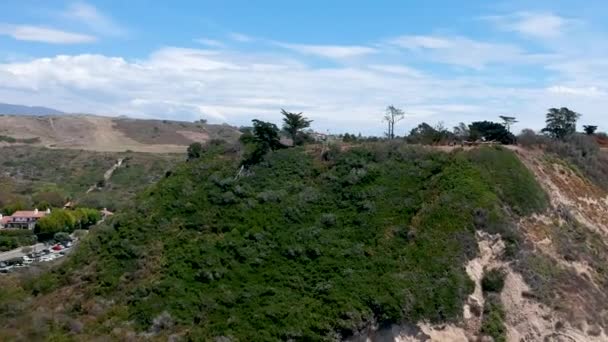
left=0, top=114, right=241, bottom=153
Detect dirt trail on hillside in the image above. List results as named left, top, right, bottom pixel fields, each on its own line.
left=86, top=158, right=124, bottom=193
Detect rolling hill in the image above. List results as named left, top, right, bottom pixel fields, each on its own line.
left=0, top=114, right=241, bottom=153
left=0, top=103, right=65, bottom=116
left=2, top=141, right=607, bottom=341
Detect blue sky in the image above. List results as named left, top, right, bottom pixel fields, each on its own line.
left=1, top=1, right=607, bottom=135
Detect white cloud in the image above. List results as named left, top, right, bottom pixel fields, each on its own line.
left=389, top=35, right=548, bottom=69
left=146, top=47, right=242, bottom=71
left=389, top=35, right=452, bottom=49
left=63, top=2, right=126, bottom=36
left=228, top=32, right=254, bottom=42
left=2, top=15, right=607, bottom=134
left=0, top=24, right=96, bottom=44
left=367, top=65, right=424, bottom=77
left=484, top=12, right=571, bottom=39
left=0, top=47, right=511, bottom=134
left=547, top=85, right=605, bottom=96
left=275, top=42, right=377, bottom=59
left=194, top=38, right=225, bottom=48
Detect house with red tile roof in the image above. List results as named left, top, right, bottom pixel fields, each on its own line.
left=0, top=214, right=10, bottom=229
left=2, top=208, right=51, bottom=230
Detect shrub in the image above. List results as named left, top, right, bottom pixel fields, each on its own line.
left=53, top=232, right=71, bottom=243
left=468, top=147, right=548, bottom=216
left=187, top=142, right=203, bottom=160
left=0, top=230, right=37, bottom=251
left=482, top=268, right=506, bottom=293
left=517, top=129, right=548, bottom=148
left=469, top=121, right=515, bottom=144
left=319, top=213, right=337, bottom=227
left=545, top=134, right=608, bottom=189
left=481, top=294, right=506, bottom=342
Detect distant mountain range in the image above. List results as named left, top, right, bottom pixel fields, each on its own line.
left=0, top=103, right=65, bottom=116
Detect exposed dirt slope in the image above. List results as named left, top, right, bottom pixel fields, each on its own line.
left=505, top=146, right=608, bottom=341
left=0, top=114, right=240, bottom=153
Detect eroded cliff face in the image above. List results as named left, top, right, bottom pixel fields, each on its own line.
left=358, top=147, right=608, bottom=342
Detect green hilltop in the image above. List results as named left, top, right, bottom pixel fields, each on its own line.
left=0, top=142, right=548, bottom=340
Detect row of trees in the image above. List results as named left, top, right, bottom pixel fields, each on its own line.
left=35, top=208, right=101, bottom=241
left=188, top=105, right=599, bottom=165
left=188, top=109, right=314, bottom=166
left=405, top=120, right=516, bottom=145
left=408, top=107, right=600, bottom=145
left=380, top=105, right=599, bottom=144
left=237, top=110, right=313, bottom=166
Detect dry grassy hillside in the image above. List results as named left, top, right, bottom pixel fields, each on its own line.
left=0, top=114, right=241, bottom=153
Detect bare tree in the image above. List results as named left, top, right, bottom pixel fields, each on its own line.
left=383, top=105, right=405, bottom=139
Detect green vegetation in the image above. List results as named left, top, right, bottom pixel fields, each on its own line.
left=0, top=143, right=550, bottom=340
left=499, top=116, right=518, bottom=133
left=281, top=109, right=313, bottom=145
left=0, top=135, right=40, bottom=144
left=187, top=142, right=203, bottom=160
left=481, top=294, right=506, bottom=342
left=583, top=125, right=598, bottom=135
left=542, top=107, right=581, bottom=140
left=0, top=146, right=181, bottom=212
left=0, top=230, right=37, bottom=252
left=482, top=268, right=506, bottom=293
left=407, top=122, right=452, bottom=144
left=405, top=119, right=515, bottom=145
left=467, top=147, right=548, bottom=216
left=518, top=130, right=608, bottom=190
left=240, top=119, right=285, bottom=166
left=469, top=121, right=515, bottom=144
left=35, top=208, right=101, bottom=241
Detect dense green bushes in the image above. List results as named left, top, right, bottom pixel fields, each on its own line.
left=0, top=146, right=180, bottom=212
left=480, top=268, right=507, bottom=342
left=481, top=294, right=506, bottom=342
left=0, top=143, right=551, bottom=340
left=482, top=268, right=506, bottom=293
left=0, top=230, right=37, bottom=251
left=35, top=208, right=101, bottom=241
left=468, top=147, right=548, bottom=216
left=29, top=144, right=547, bottom=340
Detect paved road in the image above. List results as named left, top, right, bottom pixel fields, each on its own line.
left=0, top=243, right=46, bottom=262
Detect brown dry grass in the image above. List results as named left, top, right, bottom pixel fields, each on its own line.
left=0, top=114, right=240, bottom=153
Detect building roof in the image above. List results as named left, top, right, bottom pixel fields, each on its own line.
left=101, top=208, right=114, bottom=216
left=10, top=210, right=48, bottom=218
left=0, top=216, right=10, bottom=225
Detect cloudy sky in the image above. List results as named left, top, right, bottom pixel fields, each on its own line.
left=1, top=0, right=607, bottom=135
